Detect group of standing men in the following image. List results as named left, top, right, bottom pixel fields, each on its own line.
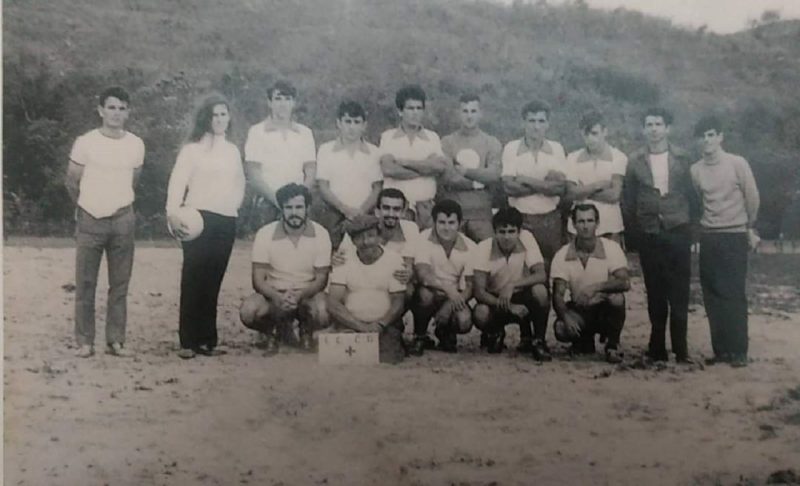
left=66, top=81, right=760, bottom=367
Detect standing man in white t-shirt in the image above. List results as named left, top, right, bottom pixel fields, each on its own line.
left=317, top=100, right=383, bottom=249
left=379, top=84, right=447, bottom=230
left=328, top=215, right=407, bottom=363
left=65, top=86, right=145, bottom=358
left=244, top=80, right=317, bottom=229
left=565, top=111, right=628, bottom=243
left=501, top=100, right=568, bottom=271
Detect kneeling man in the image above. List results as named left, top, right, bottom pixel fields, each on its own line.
left=239, top=183, right=331, bottom=353
left=411, top=200, right=476, bottom=354
left=473, top=207, right=551, bottom=360
left=327, top=215, right=407, bottom=363
left=551, top=203, right=630, bottom=363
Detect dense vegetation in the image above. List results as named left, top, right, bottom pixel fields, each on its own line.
left=4, top=0, right=800, bottom=238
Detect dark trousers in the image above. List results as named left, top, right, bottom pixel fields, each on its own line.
left=699, top=232, right=749, bottom=358
left=568, top=300, right=626, bottom=350
left=179, top=211, right=236, bottom=350
left=639, top=226, right=691, bottom=359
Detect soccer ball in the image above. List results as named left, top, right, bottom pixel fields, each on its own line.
left=169, top=206, right=204, bottom=241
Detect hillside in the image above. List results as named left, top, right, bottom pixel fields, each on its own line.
left=4, top=0, right=799, bottom=236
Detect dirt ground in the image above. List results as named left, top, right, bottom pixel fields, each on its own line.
left=4, top=240, right=800, bottom=486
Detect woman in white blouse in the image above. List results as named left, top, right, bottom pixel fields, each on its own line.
left=166, top=94, right=245, bottom=359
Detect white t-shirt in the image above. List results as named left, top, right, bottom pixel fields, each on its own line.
left=166, top=136, right=245, bottom=217
left=565, top=145, right=628, bottom=235
left=252, top=221, right=332, bottom=290
left=316, top=139, right=382, bottom=209
left=473, top=230, right=544, bottom=294
left=378, top=127, right=445, bottom=205
left=244, top=120, right=316, bottom=193
left=330, top=248, right=406, bottom=322
left=501, top=139, right=567, bottom=215
left=551, top=238, right=628, bottom=299
left=70, top=129, right=145, bottom=218
left=649, top=151, right=670, bottom=197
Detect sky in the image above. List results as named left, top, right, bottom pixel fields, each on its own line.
left=503, top=0, right=800, bottom=33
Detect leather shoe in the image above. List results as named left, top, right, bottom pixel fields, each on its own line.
left=75, top=344, right=94, bottom=358
left=106, top=342, right=133, bottom=358
left=531, top=340, right=552, bottom=362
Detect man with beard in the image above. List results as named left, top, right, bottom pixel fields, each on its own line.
left=239, top=183, right=331, bottom=353
left=411, top=199, right=476, bottom=354
left=327, top=215, right=407, bottom=363
left=551, top=204, right=630, bottom=364
left=335, top=188, right=419, bottom=297
left=439, top=94, right=503, bottom=242
left=623, top=108, right=697, bottom=363
left=472, top=207, right=551, bottom=360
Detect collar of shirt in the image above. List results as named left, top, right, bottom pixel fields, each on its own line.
left=576, top=145, right=614, bottom=163
left=262, top=117, right=301, bottom=134
left=428, top=230, right=468, bottom=252
left=516, top=138, right=555, bottom=157
left=331, top=137, right=371, bottom=155
left=489, top=238, right=526, bottom=260
left=564, top=238, right=606, bottom=261
left=391, top=125, right=430, bottom=142
left=272, top=221, right=316, bottom=240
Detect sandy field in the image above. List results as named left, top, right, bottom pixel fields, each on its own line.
left=4, top=240, right=800, bottom=486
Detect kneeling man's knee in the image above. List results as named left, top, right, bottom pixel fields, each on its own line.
left=240, top=293, right=269, bottom=329
left=472, top=304, right=491, bottom=330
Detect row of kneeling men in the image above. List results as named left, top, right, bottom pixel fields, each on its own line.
left=239, top=183, right=628, bottom=364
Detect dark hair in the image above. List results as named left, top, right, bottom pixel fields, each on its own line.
left=98, top=86, right=130, bottom=107
left=276, top=183, right=311, bottom=208
left=337, top=100, right=366, bottom=120
left=521, top=100, right=551, bottom=120
left=693, top=115, right=724, bottom=137
left=492, top=207, right=523, bottom=230
left=395, top=85, right=426, bottom=110
left=186, top=93, right=232, bottom=143
left=570, top=203, right=600, bottom=223
left=378, top=188, right=407, bottom=207
left=642, top=107, right=673, bottom=126
left=459, top=93, right=481, bottom=104
left=268, top=80, right=297, bottom=100
left=432, top=199, right=463, bottom=223
left=579, top=111, right=605, bottom=134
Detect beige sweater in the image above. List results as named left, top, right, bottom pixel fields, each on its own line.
left=690, top=151, right=759, bottom=232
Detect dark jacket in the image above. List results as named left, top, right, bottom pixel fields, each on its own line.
left=622, top=145, right=699, bottom=235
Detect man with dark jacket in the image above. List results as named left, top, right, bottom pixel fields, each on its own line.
left=623, top=108, right=698, bottom=363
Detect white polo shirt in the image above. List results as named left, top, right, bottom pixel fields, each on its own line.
left=550, top=238, right=628, bottom=299
left=70, top=129, right=145, bottom=218
left=473, top=230, right=544, bottom=294
left=339, top=219, right=420, bottom=261
left=316, top=139, right=382, bottom=209
left=252, top=220, right=332, bottom=290
left=565, top=145, right=628, bottom=235
left=501, top=138, right=567, bottom=215
left=330, top=248, right=406, bottom=322
left=244, top=119, right=316, bottom=193
left=415, top=229, right=477, bottom=289
left=379, top=127, right=445, bottom=205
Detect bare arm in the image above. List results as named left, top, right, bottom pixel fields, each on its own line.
left=358, top=181, right=383, bottom=215
left=375, top=292, right=406, bottom=329
left=511, top=262, right=547, bottom=289
left=65, top=161, right=84, bottom=204
left=302, top=160, right=316, bottom=190
left=380, top=154, right=421, bottom=180
left=396, top=153, right=447, bottom=176
left=552, top=279, right=569, bottom=321
left=566, top=180, right=610, bottom=201
left=327, top=284, right=369, bottom=332
left=473, top=271, right=500, bottom=306
left=244, top=161, right=277, bottom=206
left=592, top=175, right=624, bottom=204
left=133, top=166, right=142, bottom=189
left=463, top=150, right=502, bottom=185
left=252, top=263, right=288, bottom=304
left=297, top=266, right=331, bottom=302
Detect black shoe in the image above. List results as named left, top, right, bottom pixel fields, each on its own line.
left=298, top=331, right=315, bottom=353
left=479, top=332, right=489, bottom=349
left=416, top=334, right=436, bottom=351
left=704, top=354, right=729, bottom=366
left=258, top=333, right=280, bottom=356
left=195, top=344, right=226, bottom=357
left=409, top=337, right=427, bottom=356
left=729, top=354, right=749, bottom=368
left=675, top=354, right=696, bottom=365
left=486, top=332, right=506, bottom=354
left=531, top=340, right=553, bottom=362
left=516, top=339, right=534, bottom=353
left=605, top=347, right=623, bottom=364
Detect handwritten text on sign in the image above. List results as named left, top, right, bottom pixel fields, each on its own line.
left=318, top=333, right=379, bottom=365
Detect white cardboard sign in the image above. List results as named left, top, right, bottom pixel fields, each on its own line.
left=318, top=333, right=380, bottom=365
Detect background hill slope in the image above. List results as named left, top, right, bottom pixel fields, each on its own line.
left=4, top=0, right=799, bottom=237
